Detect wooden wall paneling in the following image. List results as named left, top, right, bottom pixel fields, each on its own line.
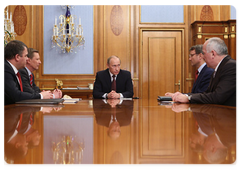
left=130, top=5, right=139, bottom=98
left=228, top=20, right=236, bottom=60
left=103, top=5, right=131, bottom=71
left=191, top=20, right=236, bottom=61
left=190, top=5, right=231, bottom=23
left=10, top=5, right=33, bottom=47
left=94, top=5, right=105, bottom=72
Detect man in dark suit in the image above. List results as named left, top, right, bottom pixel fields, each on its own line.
left=19, top=48, right=62, bottom=98
left=189, top=45, right=214, bottom=93
left=4, top=40, right=53, bottom=105
left=93, top=55, right=134, bottom=99
left=166, top=37, right=236, bottom=106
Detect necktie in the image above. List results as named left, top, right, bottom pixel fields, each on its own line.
left=30, top=74, right=33, bottom=87
left=111, top=75, right=116, bottom=91
left=16, top=114, right=23, bottom=131
left=16, top=72, right=23, bottom=92
left=195, top=70, right=199, bottom=81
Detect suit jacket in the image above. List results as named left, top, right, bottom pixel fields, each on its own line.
left=19, top=67, right=41, bottom=94
left=4, top=60, right=41, bottom=105
left=191, top=65, right=214, bottom=93
left=93, top=69, right=134, bottom=99
left=93, top=99, right=133, bottom=127
left=190, top=56, right=236, bottom=106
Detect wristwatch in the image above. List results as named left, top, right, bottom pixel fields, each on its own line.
left=187, top=95, right=192, bottom=101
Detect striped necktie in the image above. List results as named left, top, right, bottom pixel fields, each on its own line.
left=30, top=74, right=33, bottom=87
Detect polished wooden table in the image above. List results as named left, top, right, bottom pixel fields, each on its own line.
left=4, top=99, right=236, bottom=164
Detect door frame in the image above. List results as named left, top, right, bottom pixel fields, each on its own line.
left=139, top=28, right=186, bottom=99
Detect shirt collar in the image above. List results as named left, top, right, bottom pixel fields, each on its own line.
left=109, top=70, right=118, bottom=79
left=25, top=67, right=32, bottom=76
left=7, top=60, right=18, bottom=74
left=198, top=62, right=206, bottom=73
left=215, top=56, right=227, bottom=73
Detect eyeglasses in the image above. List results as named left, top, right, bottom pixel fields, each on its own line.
left=189, top=53, right=196, bottom=58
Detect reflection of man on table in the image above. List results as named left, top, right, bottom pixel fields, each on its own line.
left=4, top=106, right=40, bottom=163
left=168, top=103, right=236, bottom=163
left=93, top=99, right=134, bottom=139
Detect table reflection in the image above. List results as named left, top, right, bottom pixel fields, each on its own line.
left=4, top=106, right=41, bottom=163
left=164, top=103, right=236, bottom=164
left=93, top=99, right=133, bottom=140
left=190, top=104, right=236, bottom=164
left=4, top=99, right=236, bottom=164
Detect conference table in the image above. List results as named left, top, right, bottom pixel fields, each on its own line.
left=4, top=98, right=236, bottom=164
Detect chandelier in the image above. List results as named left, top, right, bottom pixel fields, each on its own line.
left=51, top=5, right=85, bottom=53
left=4, top=8, right=16, bottom=46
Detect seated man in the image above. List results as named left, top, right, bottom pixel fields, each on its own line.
left=4, top=40, right=53, bottom=105
left=165, top=37, right=236, bottom=106
left=189, top=44, right=214, bottom=93
left=19, top=48, right=62, bottom=98
left=93, top=55, right=133, bottom=99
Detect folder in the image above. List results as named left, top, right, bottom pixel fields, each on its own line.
left=16, top=99, right=64, bottom=104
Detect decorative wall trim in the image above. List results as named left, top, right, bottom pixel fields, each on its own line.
left=13, top=5, right=27, bottom=36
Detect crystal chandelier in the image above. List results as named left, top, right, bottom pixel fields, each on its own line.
left=4, top=8, right=16, bottom=46
left=51, top=6, right=85, bottom=53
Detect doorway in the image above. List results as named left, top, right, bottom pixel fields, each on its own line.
left=141, top=29, right=184, bottom=100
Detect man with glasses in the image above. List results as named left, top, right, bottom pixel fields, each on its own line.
left=189, top=45, right=214, bottom=93
left=93, top=55, right=134, bottom=99
left=165, top=37, right=236, bottom=106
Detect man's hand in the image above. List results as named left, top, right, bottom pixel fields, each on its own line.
left=52, top=89, right=62, bottom=99
left=172, top=92, right=189, bottom=103
left=165, top=92, right=174, bottom=97
left=40, top=90, right=53, bottom=99
left=107, top=90, right=120, bottom=99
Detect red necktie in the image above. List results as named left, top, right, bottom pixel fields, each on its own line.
left=111, top=75, right=116, bottom=91
left=16, top=72, right=23, bottom=92
left=30, top=74, right=33, bottom=87
left=195, top=70, right=199, bottom=81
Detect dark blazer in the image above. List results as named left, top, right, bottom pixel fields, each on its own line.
left=191, top=65, right=214, bottom=93
left=19, top=67, right=41, bottom=94
left=93, top=69, right=134, bottom=99
left=190, top=56, right=236, bottom=106
left=4, top=60, right=41, bottom=105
